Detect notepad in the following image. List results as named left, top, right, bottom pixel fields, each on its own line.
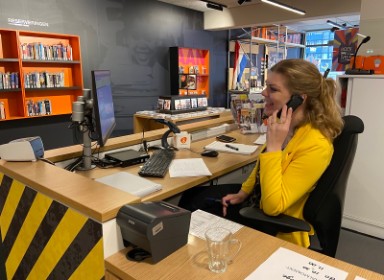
left=204, top=141, right=258, bottom=155
left=95, top=172, right=162, bottom=197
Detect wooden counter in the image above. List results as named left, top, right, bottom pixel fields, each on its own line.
left=0, top=112, right=244, bottom=279
left=0, top=160, right=140, bottom=222
left=105, top=226, right=384, bottom=280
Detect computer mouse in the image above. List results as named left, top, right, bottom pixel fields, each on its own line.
left=201, top=150, right=218, bottom=157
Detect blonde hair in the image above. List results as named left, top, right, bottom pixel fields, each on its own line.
left=270, top=59, right=343, bottom=140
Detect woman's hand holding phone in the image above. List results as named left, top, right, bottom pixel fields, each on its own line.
left=267, top=105, right=293, bottom=152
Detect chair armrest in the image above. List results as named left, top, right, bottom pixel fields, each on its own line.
left=239, top=207, right=311, bottom=233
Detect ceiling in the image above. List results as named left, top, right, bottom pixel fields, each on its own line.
left=157, top=0, right=360, bottom=32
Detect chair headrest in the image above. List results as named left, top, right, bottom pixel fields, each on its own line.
left=341, top=115, right=364, bottom=135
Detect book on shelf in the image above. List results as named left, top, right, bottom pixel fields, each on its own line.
left=20, top=42, right=73, bottom=61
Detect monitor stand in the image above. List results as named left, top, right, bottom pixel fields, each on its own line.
left=76, top=120, right=96, bottom=171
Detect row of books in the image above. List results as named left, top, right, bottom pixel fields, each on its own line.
left=252, top=28, right=302, bottom=44
left=20, top=42, right=73, bottom=61
left=157, top=97, right=208, bottom=111
left=230, top=94, right=266, bottom=134
left=0, top=72, right=20, bottom=89
left=26, top=99, right=52, bottom=116
left=0, top=102, right=5, bottom=120
left=24, top=71, right=65, bottom=88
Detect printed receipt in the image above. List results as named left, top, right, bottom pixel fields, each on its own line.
left=189, top=209, right=243, bottom=240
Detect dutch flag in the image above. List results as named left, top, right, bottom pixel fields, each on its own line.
left=232, top=40, right=247, bottom=90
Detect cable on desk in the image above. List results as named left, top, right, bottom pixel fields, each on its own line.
left=39, top=158, right=56, bottom=166
left=126, top=248, right=151, bottom=262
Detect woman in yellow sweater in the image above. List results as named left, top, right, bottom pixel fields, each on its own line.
left=178, top=59, right=344, bottom=248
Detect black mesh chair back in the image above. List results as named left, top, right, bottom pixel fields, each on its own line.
left=303, top=115, right=364, bottom=257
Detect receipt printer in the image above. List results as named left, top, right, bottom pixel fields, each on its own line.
left=117, top=201, right=191, bottom=263
left=0, top=136, right=44, bottom=161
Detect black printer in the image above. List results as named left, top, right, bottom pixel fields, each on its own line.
left=116, top=201, right=191, bottom=263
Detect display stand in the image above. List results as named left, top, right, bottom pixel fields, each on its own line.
left=169, top=47, right=209, bottom=97
left=157, top=95, right=208, bottom=114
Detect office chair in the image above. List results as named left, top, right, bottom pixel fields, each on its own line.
left=239, top=115, right=364, bottom=257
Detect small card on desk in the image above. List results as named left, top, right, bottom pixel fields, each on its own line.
left=95, top=171, right=162, bottom=197
left=204, top=141, right=258, bottom=155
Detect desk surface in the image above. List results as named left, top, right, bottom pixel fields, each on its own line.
left=0, top=128, right=259, bottom=223
left=105, top=226, right=384, bottom=280
left=78, top=130, right=260, bottom=202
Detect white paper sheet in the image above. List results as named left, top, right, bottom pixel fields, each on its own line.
left=245, top=247, right=348, bottom=280
left=204, top=141, right=258, bottom=155
left=95, top=171, right=162, bottom=197
left=254, top=134, right=266, bottom=145
left=189, top=209, right=243, bottom=240
left=169, top=158, right=212, bottom=177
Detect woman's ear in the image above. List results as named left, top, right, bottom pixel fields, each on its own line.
left=301, top=94, right=307, bottom=102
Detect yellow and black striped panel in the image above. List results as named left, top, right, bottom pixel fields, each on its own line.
left=0, top=173, right=105, bottom=280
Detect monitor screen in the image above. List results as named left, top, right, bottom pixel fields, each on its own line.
left=91, top=70, right=116, bottom=147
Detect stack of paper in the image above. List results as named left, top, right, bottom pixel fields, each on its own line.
left=169, top=158, right=212, bottom=178
left=95, top=171, right=162, bottom=197
left=204, top=141, right=258, bottom=155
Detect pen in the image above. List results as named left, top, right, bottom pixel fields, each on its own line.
left=225, top=144, right=239, bottom=151
left=205, top=197, right=222, bottom=203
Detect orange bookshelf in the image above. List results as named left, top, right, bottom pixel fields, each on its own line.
left=0, top=29, right=83, bottom=121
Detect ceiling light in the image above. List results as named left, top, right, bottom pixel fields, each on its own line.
left=326, top=20, right=347, bottom=29
left=261, top=0, right=305, bottom=15
left=206, top=3, right=223, bottom=11
left=200, top=0, right=227, bottom=11
left=327, top=20, right=365, bottom=37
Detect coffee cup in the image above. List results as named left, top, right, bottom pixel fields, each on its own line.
left=205, top=227, right=242, bottom=273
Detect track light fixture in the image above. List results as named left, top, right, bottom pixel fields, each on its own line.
left=206, top=2, right=223, bottom=10
left=326, top=20, right=347, bottom=29
left=261, top=0, right=305, bottom=15
left=238, top=0, right=252, bottom=5
left=327, top=20, right=366, bottom=38
left=200, top=0, right=227, bottom=11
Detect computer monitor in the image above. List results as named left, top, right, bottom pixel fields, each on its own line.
left=91, top=70, right=116, bottom=147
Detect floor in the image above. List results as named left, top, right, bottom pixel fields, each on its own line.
left=336, top=228, right=384, bottom=275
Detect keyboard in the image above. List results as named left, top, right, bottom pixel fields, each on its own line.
left=138, top=149, right=175, bottom=178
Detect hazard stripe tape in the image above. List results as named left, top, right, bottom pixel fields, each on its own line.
left=0, top=174, right=104, bottom=279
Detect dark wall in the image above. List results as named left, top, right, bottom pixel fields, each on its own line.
left=0, top=0, right=228, bottom=149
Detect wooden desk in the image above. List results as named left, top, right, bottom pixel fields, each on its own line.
left=0, top=112, right=246, bottom=279
left=105, top=226, right=384, bottom=280
left=78, top=130, right=260, bottom=202
left=133, top=110, right=232, bottom=133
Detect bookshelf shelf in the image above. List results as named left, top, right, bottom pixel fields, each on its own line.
left=0, top=29, right=83, bottom=121
left=0, top=58, right=19, bottom=63
left=25, top=86, right=82, bottom=91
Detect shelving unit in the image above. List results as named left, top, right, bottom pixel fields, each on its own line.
left=228, top=25, right=305, bottom=93
left=227, top=25, right=305, bottom=108
left=169, top=47, right=209, bottom=96
left=0, top=29, right=83, bottom=121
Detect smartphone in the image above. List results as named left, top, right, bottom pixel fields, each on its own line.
left=216, top=135, right=236, bottom=143
left=277, top=95, right=304, bottom=118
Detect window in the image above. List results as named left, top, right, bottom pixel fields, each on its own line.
left=304, top=30, right=344, bottom=79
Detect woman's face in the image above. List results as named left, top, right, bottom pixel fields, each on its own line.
left=261, top=71, right=292, bottom=117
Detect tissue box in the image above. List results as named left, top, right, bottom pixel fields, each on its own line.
left=173, top=132, right=191, bottom=149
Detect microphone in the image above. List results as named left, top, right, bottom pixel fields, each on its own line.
left=345, top=36, right=374, bottom=75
